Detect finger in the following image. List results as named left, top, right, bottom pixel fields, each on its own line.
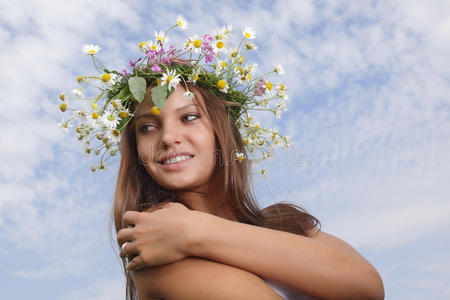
left=126, top=255, right=145, bottom=271
left=117, top=227, right=135, bottom=245
left=119, top=241, right=138, bottom=259
left=122, top=210, right=141, bottom=227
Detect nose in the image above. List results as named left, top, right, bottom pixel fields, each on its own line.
left=159, top=119, right=182, bottom=149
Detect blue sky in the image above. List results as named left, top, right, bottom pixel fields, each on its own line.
left=1, top=0, right=449, bottom=299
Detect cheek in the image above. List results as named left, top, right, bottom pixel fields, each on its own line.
left=136, top=137, right=156, bottom=164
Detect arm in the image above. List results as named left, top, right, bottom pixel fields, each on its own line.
left=186, top=211, right=385, bottom=300
left=131, top=256, right=285, bottom=300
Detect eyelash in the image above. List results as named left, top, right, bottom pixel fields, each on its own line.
left=139, top=113, right=199, bottom=133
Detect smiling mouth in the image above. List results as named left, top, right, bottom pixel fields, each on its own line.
left=158, top=155, right=194, bottom=165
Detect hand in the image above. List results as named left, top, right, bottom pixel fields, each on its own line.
left=117, top=201, right=195, bottom=271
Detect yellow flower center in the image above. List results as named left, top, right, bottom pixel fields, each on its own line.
left=266, top=81, right=272, bottom=91
left=119, top=111, right=128, bottom=118
left=151, top=106, right=160, bottom=115
left=236, top=66, right=243, bottom=74
left=193, top=40, right=202, bottom=48
left=91, top=103, right=98, bottom=110
left=215, top=34, right=223, bottom=40
left=77, top=76, right=84, bottom=83
left=231, top=51, right=238, bottom=58
left=151, top=44, right=157, bottom=50
left=238, top=56, right=244, bottom=64
left=102, top=73, right=111, bottom=82
left=89, top=49, right=96, bottom=54
left=107, top=114, right=115, bottom=121
left=112, top=129, right=120, bottom=137
left=138, top=41, right=147, bottom=49
left=221, top=61, right=227, bottom=68
left=217, top=80, right=226, bottom=90
left=112, top=101, right=118, bottom=109
left=92, top=112, right=98, bottom=119
left=166, top=76, right=172, bottom=84
left=216, top=41, right=224, bottom=49
left=245, top=32, right=251, bottom=38
left=258, top=140, right=264, bottom=146
left=59, top=92, right=65, bottom=101
left=59, top=102, right=67, bottom=112
left=280, top=83, right=285, bottom=91
left=247, top=74, right=252, bottom=80
left=244, top=138, right=249, bottom=145
left=194, top=74, right=199, bottom=81
left=186, top=41, right=192, bottom=48
left=76, top=127, right=81, bottom=133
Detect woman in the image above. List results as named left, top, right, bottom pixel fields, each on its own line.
left=59, top=18, right=384, bottom=299
left=113, top=83, right=385, bottom=300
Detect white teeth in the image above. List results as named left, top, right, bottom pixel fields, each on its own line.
left=162, top=155, right=192, bottom=165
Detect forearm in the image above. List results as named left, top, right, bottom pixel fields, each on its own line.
left=132, top=257, right=284, bottom=300
left=188, top=211, right=382, bottom=300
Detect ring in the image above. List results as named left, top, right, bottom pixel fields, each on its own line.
left=121, top=241, right=130, bottom=257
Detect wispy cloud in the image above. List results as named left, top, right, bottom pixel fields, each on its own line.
left=1, top=0, right=449, bottom=299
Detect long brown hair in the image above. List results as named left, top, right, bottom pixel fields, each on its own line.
left=110, top=84, right=321, bottom=300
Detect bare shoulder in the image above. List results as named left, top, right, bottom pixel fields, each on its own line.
left=132, top=256, right=284, bottom=300
left=306, top=227, right=369, bottom=262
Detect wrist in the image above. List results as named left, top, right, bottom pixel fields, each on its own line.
left=183, top=210, right=216, bottom=258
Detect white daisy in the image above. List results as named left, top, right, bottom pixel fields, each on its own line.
left=274, top=64, right=284, bottom=74
left=215, top=60, right=227, bottom=75
left=275, top=101, right=288, bottom=119
left=106, top=128, right=121, bottom=144
left=82, top=44, right=101, bottom=55
left=57, top=120, right=72, bottom=132
left=245, top=41, right=258, bottom=50
left=242, top=27, right=256, bottom=39
left=101, top=110, right=120, bottom=129
left=71, top=88, right=84, bottom=99
left=235, top=152, right=245, bottom=162
left=154, top=30, right=170, bottom=44
left=184, top=91, right=195, bottom=100
left=216, top=79, right=229, bottom=93
left=161, top=69, right=181, bottom=91
left=187, top=34, right=202, bottom=53
left=73, top=109, right=88, bottom=121
left=177, top=15, right=188, bottom=30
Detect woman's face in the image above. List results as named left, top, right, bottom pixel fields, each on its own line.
left=134, top=85, right=220, bottom=191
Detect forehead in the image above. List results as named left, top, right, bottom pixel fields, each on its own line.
left=135, top=85, right=207, bottom=118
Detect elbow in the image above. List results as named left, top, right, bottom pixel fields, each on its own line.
left=363, top=265, right=385, bottom=300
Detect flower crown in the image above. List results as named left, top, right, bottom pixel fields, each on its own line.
left=58, top=16, right=292, bottom=176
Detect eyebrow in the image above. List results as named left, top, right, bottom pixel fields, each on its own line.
left=134, top=104, right=201, bottom=121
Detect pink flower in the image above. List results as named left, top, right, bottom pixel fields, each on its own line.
left=151, top=64, right=162, bottom=72
left=120, top=69, right=130, bottom=76
left=254, top=79, right=266, bottom=96
left=128, top=58, right=141, bottom=68
left=161, top=57, right=172, bottom=65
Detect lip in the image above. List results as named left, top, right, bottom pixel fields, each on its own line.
left=157, top=151, right=195, bottom=171
left=158, top=155, right=194, bottom=171
left=158, top=151, right=195, bottom=164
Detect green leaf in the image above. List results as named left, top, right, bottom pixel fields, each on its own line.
left=117, top=115, right=132, bottom=132
left=151, top=85, right=168, bottom=109
left=128, top=77, right=147, bottom=103
left=117, top=86, right=131, bottom=100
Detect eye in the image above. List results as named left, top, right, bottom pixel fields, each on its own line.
left=183, top=113, right=199, bottom=122
left=139, top=124, right=156, bottom=133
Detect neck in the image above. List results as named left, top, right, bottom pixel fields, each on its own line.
left=175, top=167, right=237, bottom=222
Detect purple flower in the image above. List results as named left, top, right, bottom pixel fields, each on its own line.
left=120, top=69, right=130, bottom=76
left=254, top=79, right=266, bottom=96
left=161, top=56, right=172, bottom=65
left=145, top=50, right=156, bottom=60
left=128, top=58, right=141, bottom=68
left=151, top=64, right=162, bottom=72
left=201, top=34, right=214, bottom=44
